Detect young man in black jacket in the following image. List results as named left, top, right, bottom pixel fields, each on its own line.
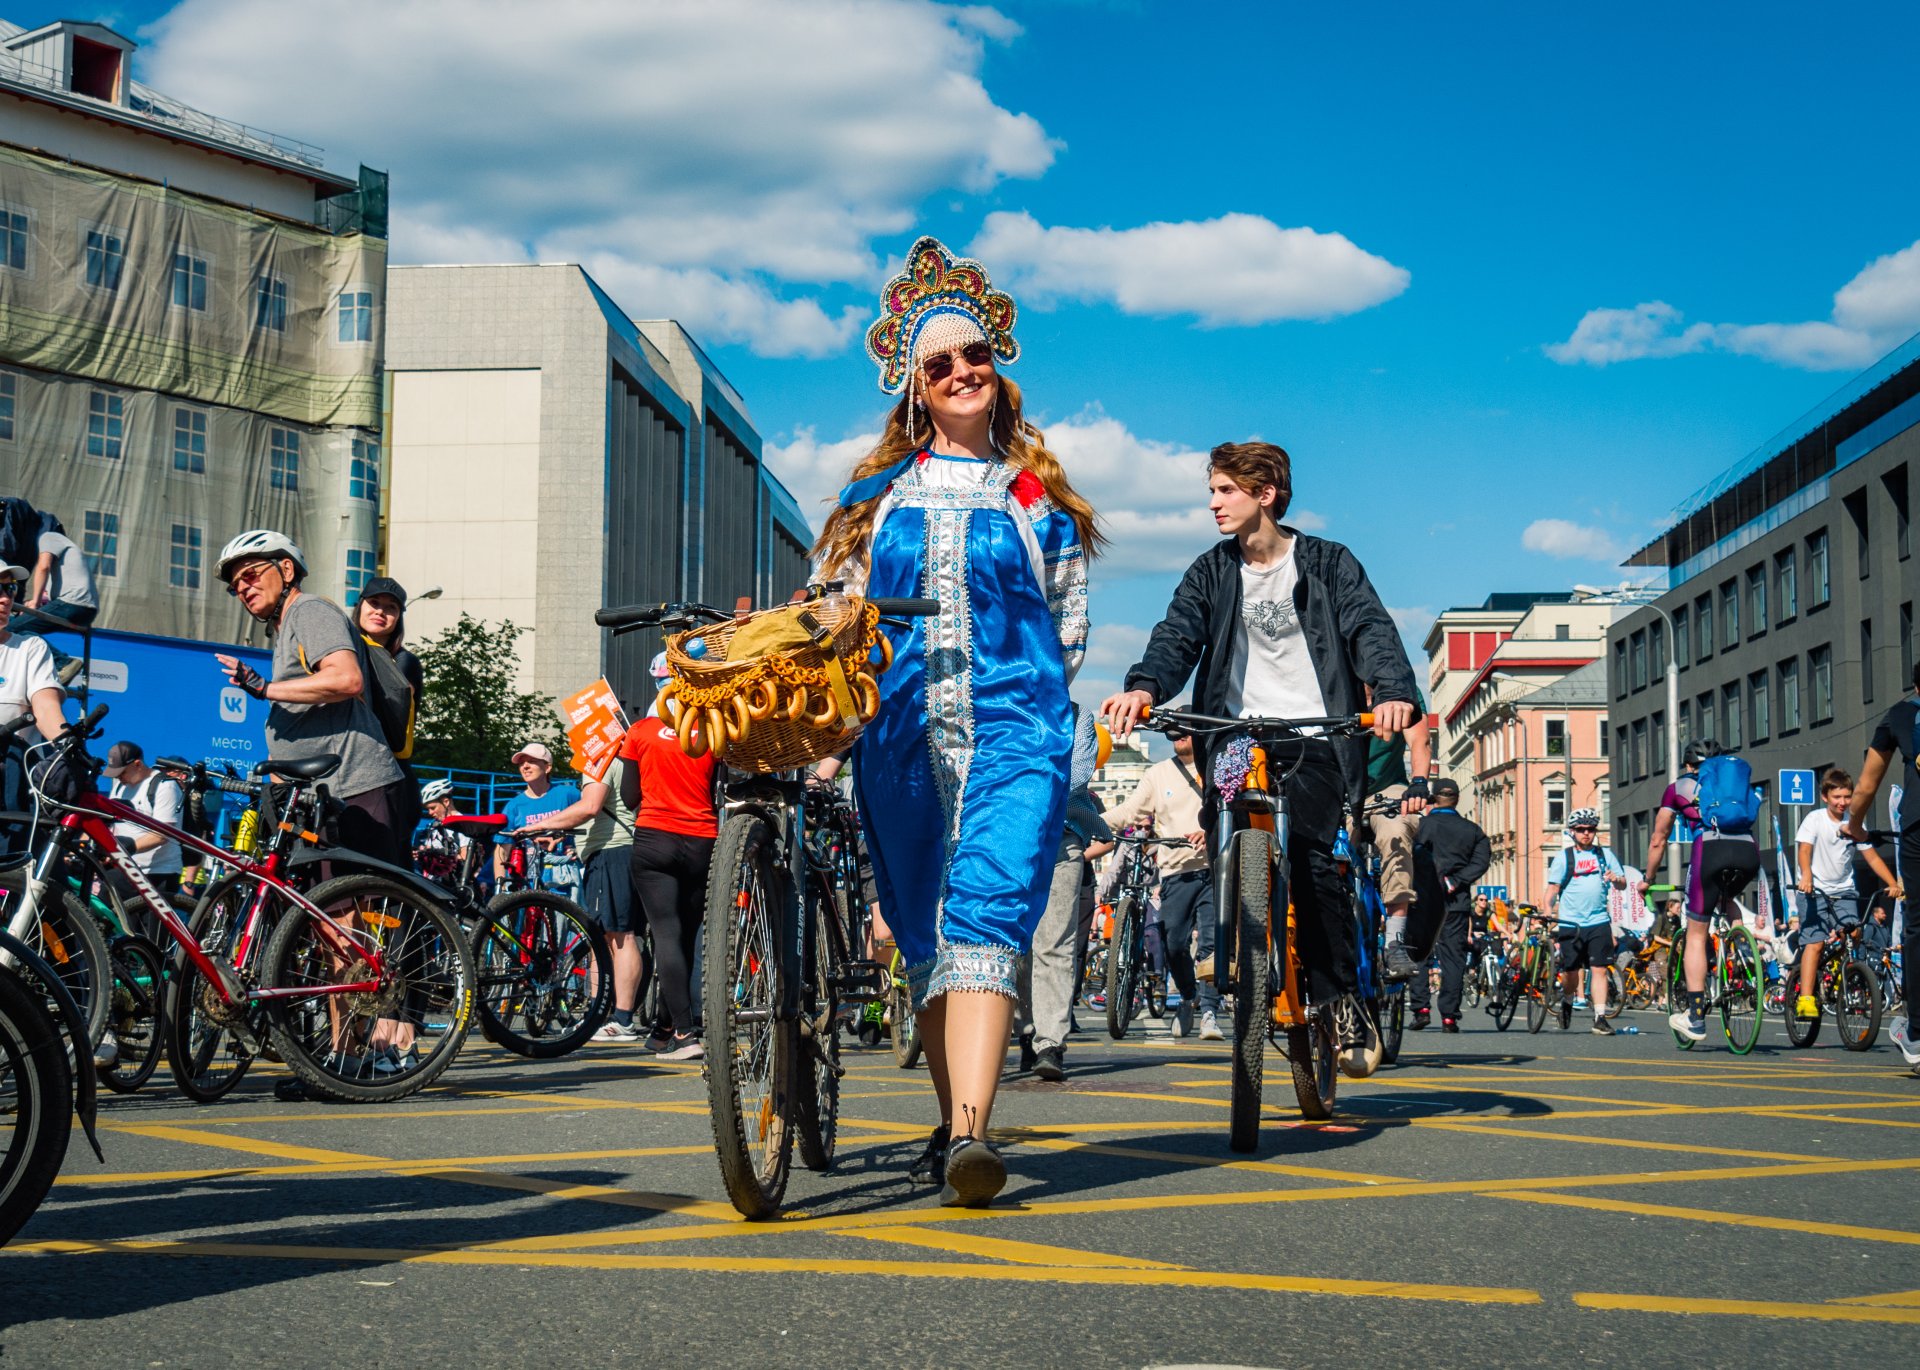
left=1103, top=442, right=1417, bottom=1049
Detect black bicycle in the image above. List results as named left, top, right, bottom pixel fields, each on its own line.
left=1103, top=834, right=1187, bottom=1039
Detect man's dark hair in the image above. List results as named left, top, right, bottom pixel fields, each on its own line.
left=1208, top=441, right=1293, bottom=520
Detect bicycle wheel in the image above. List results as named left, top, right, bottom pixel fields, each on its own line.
left=261, top=875, right=475, bottom=1103
left=100, top=935, right=165, bottom=1094
left=1836, top=960, right=1882, bottom=1051
left=1105, top=897, right=1142, bottom=1039
left=473, top=891, right=611, bottom=1058
left=1668, top=945, right=1696, bottom=1051
left=889, top=960, right=921, bottom=1069
left=1463, top=961, right=1484, bottom=1009
left=1379, top=989, right=1405, bottom=1062
left=0, top=967, right=74, bottom=1247
left=1228, top=829, right=1273, bottom=1154
left=1525, top=963, right=1550, bottom=1034
left=166, top=876, right=258, bottom=1102
left=1287, top=1012, right=1337, bottom=1121
left=1604, top=967, right=1625, bottom=1021
left=1718, top=924, right=1764, bottom=1056
left=795, top=885, right=842, bottom=1172
left=4, top=879, right=111, bottom=1055
left=702, top=813, right=796, bottom=1218
left=1490, top=969, right=1519, bottom=1031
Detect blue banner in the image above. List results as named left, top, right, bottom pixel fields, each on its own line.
left=81, top=627, right=272, bottom=771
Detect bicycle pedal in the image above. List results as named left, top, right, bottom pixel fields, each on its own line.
left=831, top=959, right=892, bottom=1000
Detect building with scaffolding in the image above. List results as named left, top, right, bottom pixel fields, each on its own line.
left=0, top=17, right=388, bottom=644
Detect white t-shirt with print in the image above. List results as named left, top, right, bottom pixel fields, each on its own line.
left=1224, top=546, right=1328, bottom=722
left=1794, top=808, right=1867, bottom=896
left=0, top=631, right=60, bottom=731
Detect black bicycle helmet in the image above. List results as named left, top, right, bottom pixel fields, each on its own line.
left=1682, top=738, right=1717, bottom=768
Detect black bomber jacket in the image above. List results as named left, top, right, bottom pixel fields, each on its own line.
left=1123, top=530, right=1418, bottom=808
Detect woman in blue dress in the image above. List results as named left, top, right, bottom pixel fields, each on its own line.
left=813, top=236, right=1099, bottom=1206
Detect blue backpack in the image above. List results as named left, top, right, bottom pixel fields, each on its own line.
left=1697, top=753, right=1761, bottom=834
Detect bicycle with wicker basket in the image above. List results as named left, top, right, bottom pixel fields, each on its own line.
left=595, top=586, right=936, bottom=1219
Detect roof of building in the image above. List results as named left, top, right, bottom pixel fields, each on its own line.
left=1511, top=658, right=1608, bottom=709
left=1440, top=591, right=1576, bottom=615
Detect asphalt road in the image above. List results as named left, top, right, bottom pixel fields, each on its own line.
left=7, top=1000, right=1920, bottom=1368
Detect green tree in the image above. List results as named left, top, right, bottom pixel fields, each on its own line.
left=412, top=614, right=571, bottom=776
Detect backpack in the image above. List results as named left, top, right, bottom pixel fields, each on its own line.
left=1558, top=844, right=1617, bottom=886
left=1696, top=753, right=1760, bottom=834
left=295, top=601, right=416, bottom=759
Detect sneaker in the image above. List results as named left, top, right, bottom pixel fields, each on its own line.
left=1573, top=996, right=1588, bottom=1009
left=1332, top=997, right=1367, bottom=1050
left=659, top=1034, right=704, bottom=1061
left=1383, top=941, right=1420, bottom=983
left=1559, top=999, right=1574, bottom=1031
left=1198, top=1010, right=1225, bottom=1042
left=273, top=1077, right=309, bottom=1102
left=1441, top=1017, right=1459, bottom=1034
left=1892, top=1019, right=1920, bottom=1066
left=1088, top=992, right=1107, bottom=1010
left=1171, top=999, right=1193, bottom=1038
left=639, top=1028, right=677, bottom=1053
left=92, top=1029, right=118, bottom=1069
left=1795, top=994, right=1819, bottom=1021
left=1409, top=1007, right=1430, bottom=1031
left=1017, top=1032, right=1038, bottom=1074
left=909, top=1123, right=951, bottom=1186
left=1591, top=1016, right=1615, bottom=1036
left=1668, top=1009, right=1708, bottom=1043
left=1033, top=1045, right=1065, bottom=1082
left=372, top=1047, right=420, bottom=1077
left=940, top=1136, right=1007, bottom=1208
left=593, top=1021, right=643, bottom=1042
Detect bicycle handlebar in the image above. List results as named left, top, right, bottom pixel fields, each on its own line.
left=0, top=709, right=31, bottom=736
left=1138, top=705, right=1374, bottom=738
left=596, top=595, right=941, bottom=635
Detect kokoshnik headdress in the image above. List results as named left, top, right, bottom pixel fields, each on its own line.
left=865, top=235, right=1019, bottom=395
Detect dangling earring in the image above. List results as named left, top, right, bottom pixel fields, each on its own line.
left=989, top=386, right=1001, bottom=454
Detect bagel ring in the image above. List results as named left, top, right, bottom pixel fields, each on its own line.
left=706, top=706, right=729, bottom=760
left=660, top=690, right=686, bottom=731
left=725, top=695, right=752, bottom=744
left=805, top=686, right=840, bottom=729
left=744, top=680, right=779, bottom=722
left=784, top=683, right=812, bottom=724
left=869, top=635, right=894, bottom=673
left=853, top=672, right=880, bottom=722
left=679, top=707, right=709, bottom=759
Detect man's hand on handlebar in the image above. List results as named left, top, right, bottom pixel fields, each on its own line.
left=1371, top=699, right=1414, bottom=742
left=1100, top=689, right=1153, bottom=739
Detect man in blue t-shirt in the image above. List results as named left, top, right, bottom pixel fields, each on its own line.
left=1546, top=807, right=1628, bottom=1035
left=496, top=741, right=582, bottom=892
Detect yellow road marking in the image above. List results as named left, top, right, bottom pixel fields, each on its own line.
left=1831, top=1288, right=1920, bottom=1307
left=1018, top=1136, right=1410, bottom=1184
left=100, top=1125, right=373, bottom=1165
left=54, top=1144, right=733, bottom=1187
left=1573, top=1291, right=1920, bottom=1324
left=1488, top=1191, right=1920, bottom=1246
left=1409, top=1118, right=1815, bottom=1163
left=844, top=1226, right=1184, bottom=1269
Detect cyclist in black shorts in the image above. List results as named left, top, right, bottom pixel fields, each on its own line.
left=1847, top=661, right=1920, bottom=1068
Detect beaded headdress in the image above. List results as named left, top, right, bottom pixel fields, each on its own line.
left=866, top=235, right=1019, bottom=395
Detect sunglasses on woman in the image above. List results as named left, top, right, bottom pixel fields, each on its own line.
left=920, top=341, right=994, bottom=385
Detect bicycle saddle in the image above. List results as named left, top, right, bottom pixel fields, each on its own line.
left=252, top=754, right=341, bottom=781
left=441, top=814, right=509, bottom=840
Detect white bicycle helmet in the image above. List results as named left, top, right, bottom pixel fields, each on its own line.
left=216, top=529, right=307, bottom=583
left=420, top=778, right=456, bottom=805
left=1568, top=807, right=1602, bottom=829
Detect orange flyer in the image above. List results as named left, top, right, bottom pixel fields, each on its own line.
left=561, top=678, right=630, bottom=781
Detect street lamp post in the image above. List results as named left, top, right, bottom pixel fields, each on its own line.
left=1575, top=584, right=1681, bottom=892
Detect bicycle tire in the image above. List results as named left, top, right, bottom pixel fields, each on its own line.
left=1668, top=943, right=1696, bottom=1050
left=261, top=875, right=476, bottom=1103
left=1836, top=960, right=1882, bottom=1051
left=795, top=884, right=841, bottom=1172
left=4, top=878, right=111, bottom=1055
left=0, top=967, right=74, bottom=1247
left=473, top=891, right=611, bottom=1059
left=1379, top=989, right=1405, bottom=1062
left=1288, top=1015, right=1337, bottom=1121
left=100, top=935, right=165, bottom=1094
left=1490, top=969, right=1519, bottom=1031
left=1463, top=963, right=1483, bottom=1009
left=1106, top=898, right=1142, bottom=1040
left=1525, top=969, right=1549, bottom=1034
left=1719, top=924, right=1764, bottom=1055
left=702, top=812, right=796, bottom=1218
left=1228, top=829, right=1273, bottom=1154
left=1604, top=966, right=1625, bottom=1020
left=165, top=876, right=258, bottom=1102
left=889, top=966, right=921, bottom=1069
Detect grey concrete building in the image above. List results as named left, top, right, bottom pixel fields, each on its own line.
left=1607, top=332, right=1919, bottom=869
left=384, top=263, right=812, bottom=709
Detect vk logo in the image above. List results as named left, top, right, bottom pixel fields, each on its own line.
left=219, top=687, right=249, bottom=723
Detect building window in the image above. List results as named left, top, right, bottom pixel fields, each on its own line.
left=1810, top=645, right=1833, bottom=724
left=345, top=546, right=376, bottom=596
left=1630, top=629, right=1648, bottom=691
left=1673, top=607, right=1690, bottom=670
left=1615, top=727, right=1629, bottom=784
left=337, top=289, right=374, bottom=343
left=1650, top=622, right=1667, bottom=679
left=83, top=228, right=124, bottom=290
left=1599, top=725, right=1609, bottom=757
left=1, top=209, right=25, bottom=271
left=1678, top=699, right=1691, bottom=746
left=348, top=437, right=379, bottom=502
left=168, top=524, right=203, bottom=590
left=1695, top=593, right=1713, bottom=661
left=171, top=253, right=208, bottom=311
left=1555, top=623, right=1571, bottom=641
left=1862, top=621, right=1874, bottom=707
left=1747, top=566, right=1767, bottom=636
left=256, top=275, right=288, bottom=331
left=1776, top=548, right=1797, bottom=622
left=1844, top=490, right=1870, bottom=581
left=1650, top=711, right=1666, bottom=778
left=1613, top=640, right=1628, bottom=699
left=1546, top=787, right=1567, bottom=828
left=1807, top=529, right=1830, bottom=608
left=0, top=371, right=13, bottom=441
left=1631, top=720, right=1648, bottom=781
left=1545, top=717, right=1568, bottom=757
left=1887, top=466, right=1911, bottom=561
left=86, top=390, right=123, bottom=459
left=172, top=408, right=207, bottom=473
left=269, top=428, right=300, bottom=491
left=82, top=510, right=118, bottom=578
left=1779, top=658, right=1801, bottom=734
left=1721, top=683, right=1742, bottom=750
left=1720, top=579, right=1739, bottom=650
left=1749, top=671, right=1770, bottom=743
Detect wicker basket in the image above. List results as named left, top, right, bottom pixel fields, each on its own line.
left=661, top=595, right=886, bottom=773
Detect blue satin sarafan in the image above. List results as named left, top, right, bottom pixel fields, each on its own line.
left=852, top=452, right=1087, bottom=1007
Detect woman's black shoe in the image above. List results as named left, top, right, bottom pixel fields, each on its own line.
left=908, top=1123, right=951, bottom=1186
left=940, top=1136, right=1007, bottom=1208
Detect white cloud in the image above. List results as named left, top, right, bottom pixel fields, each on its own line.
left=1521, top=518, right=1624, bottom=563
left=142, top=0, right=1054, bottom=356
left=763, top=425, right=886, bottom=522
left=1548, top=238, right=1920, bottom=372
left=970, top=211, right=1410, bottom=326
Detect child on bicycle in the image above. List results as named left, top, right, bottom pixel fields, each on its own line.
left=1101, top=441, right=1417, bottom=1051
left=1795, top=767, right=1901, bottom=1021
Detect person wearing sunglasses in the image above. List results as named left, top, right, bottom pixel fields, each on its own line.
left=812, top=237, right=1101, bottom=1208
left=1544, top=807, right=1629, bottom=1035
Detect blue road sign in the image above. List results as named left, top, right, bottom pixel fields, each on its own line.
left=1778, top=768, right=1816, bottom=806
left=1475, top=885, right=1509, bottom=901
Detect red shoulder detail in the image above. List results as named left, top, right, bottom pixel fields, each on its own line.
left=1010, top=469, right=1046, bottom=508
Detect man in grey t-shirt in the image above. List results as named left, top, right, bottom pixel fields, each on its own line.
left=31, top=530, right=99, bottom=619
left=213, top=530, right=405, bottom=865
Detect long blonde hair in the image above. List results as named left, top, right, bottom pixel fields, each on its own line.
left=812, top=376, right=1104, bottom=579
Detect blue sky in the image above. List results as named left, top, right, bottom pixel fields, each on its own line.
left=23, top=0, right=1920, bottom=703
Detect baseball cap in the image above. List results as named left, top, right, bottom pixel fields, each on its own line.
left=1431, top=777, right=1460, bottom=799
left=355, top=576, right=409, bottom=609
left=0, top=563, right=28, bottom=585
left=103, top=740, right=143, bottom=778
left=649, top=651, right=671, bottom=680
left=511, top=742, right=554, bottom=768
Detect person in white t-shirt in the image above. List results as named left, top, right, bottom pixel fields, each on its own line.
left=1794, top=767, right=1902, bottom=1020
left=1, top=563, right=70, bottom=856
left=103, top=740, right=185, bottom=904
